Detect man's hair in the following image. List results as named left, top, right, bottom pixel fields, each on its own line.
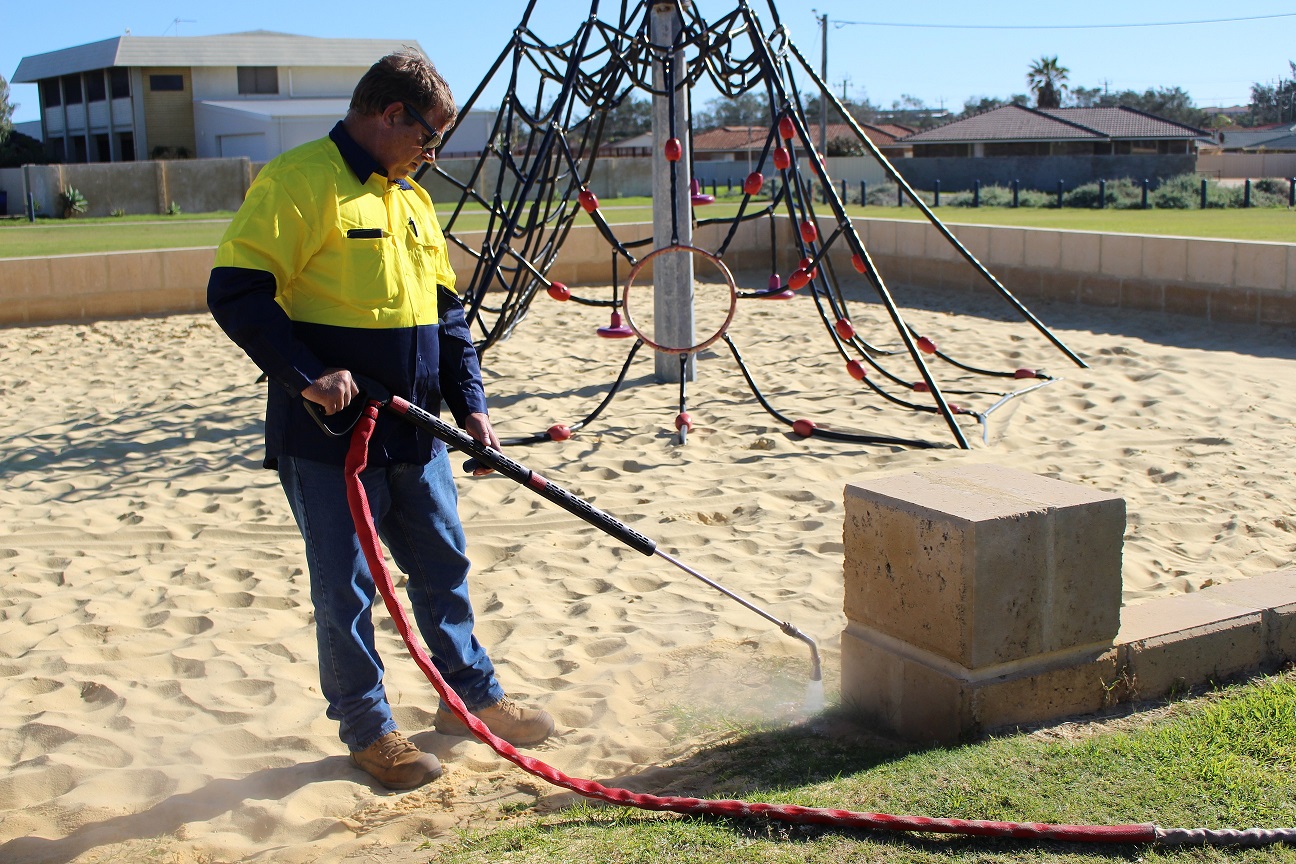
left=350, top=49, right=457, bottom=126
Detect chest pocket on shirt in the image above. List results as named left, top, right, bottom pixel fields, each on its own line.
left=400, top=220, right=448, bottom=313
left=336, top=208, right=397, bottom=309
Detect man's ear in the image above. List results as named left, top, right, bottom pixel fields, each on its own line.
left=380, top=102, right=405, bottom=128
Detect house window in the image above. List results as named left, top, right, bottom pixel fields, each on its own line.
left=237, top=66, right=279, bottom=95
left=86, top=71, right=107, bottom=102
left=63, top=74, right=83, bottom=104
left=110, top=68, right=130, bottom=99
left=41, top=79, right=61, bottom=108
left=150, top=74, right=185, bottom=92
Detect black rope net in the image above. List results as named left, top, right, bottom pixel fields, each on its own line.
left=419, top=0, right=1087, bottom=449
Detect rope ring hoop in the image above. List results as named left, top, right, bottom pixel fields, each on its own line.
left=621, top=244, right=739, bottom=356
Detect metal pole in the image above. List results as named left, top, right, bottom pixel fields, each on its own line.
left=651, top=3, right=694, bottom=383
left=818, top=12, right=828, bottom=157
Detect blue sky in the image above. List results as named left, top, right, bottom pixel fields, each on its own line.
left=4, top=1, right=1294, bottom=126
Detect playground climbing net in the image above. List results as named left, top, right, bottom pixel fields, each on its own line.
left=421, top=0, right=1088, bottom=449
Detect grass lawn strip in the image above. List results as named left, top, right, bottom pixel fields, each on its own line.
left=1, top=201, right=1291, bottom=258
left=431, top=671, right=1296, bottom=863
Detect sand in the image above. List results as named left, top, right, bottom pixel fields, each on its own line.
left=1, top=273, right=1294, bottom=862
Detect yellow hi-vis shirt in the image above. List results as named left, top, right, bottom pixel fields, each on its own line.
left=214, top=135, right=456, bottom=329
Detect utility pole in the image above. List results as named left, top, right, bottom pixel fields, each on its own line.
left=818, top=12, right=828, bottom=155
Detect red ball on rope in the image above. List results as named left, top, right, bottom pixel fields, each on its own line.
left=835, top=318, right=855, bottom=340
left=792, top=418, right=816, bottom=437
left=743, top=171, right=765, bottom=196
left=788, top=268, right=811, bottom=290
left=578, top=189, right=599, bottom=213
left=851, top=253, right=868, bottom=274
left=547, top=424, right=572, bottom=441
left=547, top=282, right=571, bottom=301
left=773, top=146, right=791, bottom=170
left=846, top=359, right=866, bottom=380
left=778, top=116, right=796, bottom=140
left=1015, top=368, right=1038, bottom=379
left=798, top=256, right=818, bottom=279
left=664, top=138, right=682, bottom=162
left=916, top=336, right=937, bottom=354
left=912, top=381, right=930, bottom=393
left=799, top=220, right=818, bottom=244
left=674, top=412, right=693, bottom=432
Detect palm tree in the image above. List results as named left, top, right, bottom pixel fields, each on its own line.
left=1027, top=56, right=1069, bottom=109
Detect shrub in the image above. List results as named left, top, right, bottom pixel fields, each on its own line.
left=110, top=208, right=126, bottom=217
left=165, top=201, right=183, bottom=216
left=1149, top=175, right=1199, bottom=209
left=59, top=186, right=87, bottom=218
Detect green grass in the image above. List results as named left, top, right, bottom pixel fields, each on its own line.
left=431, top=671, right=1296, bottom=863
left=0, top=212, right=236, bottom=257
left=2, top=195, right=1291, bottom=258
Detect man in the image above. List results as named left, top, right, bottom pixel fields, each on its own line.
left=207, top=49, right=553, bottom=791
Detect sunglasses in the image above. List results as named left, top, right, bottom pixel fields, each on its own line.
left=401, top=101, right=446, bottom=154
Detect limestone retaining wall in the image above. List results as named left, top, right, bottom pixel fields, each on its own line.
left=1, top=218, right=1292, bottom=327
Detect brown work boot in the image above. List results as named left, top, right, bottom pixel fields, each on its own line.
left=435, top=696, right=555, bottom=746
left=349, top=730, right=442, bottom=790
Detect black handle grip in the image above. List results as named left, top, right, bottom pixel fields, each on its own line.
left=390, top=397, right=657, bottom=557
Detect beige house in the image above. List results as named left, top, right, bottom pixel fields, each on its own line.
left=11, top=32, right=460, bottom=164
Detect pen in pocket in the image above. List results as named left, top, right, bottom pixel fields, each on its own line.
left=408, top=218, right=418, bottom=238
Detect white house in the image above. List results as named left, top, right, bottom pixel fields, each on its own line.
left=12, top=32, right=492, bottom=163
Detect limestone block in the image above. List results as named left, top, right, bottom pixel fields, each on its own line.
left=106, top=251, right=163, bottom=296
left=160, top=247, right=217, bottom=293
left=1141, top=236, right=1188, bottom=283
left=841, top=624, right=1119, bottom=742
left=949, top=224, right=989, bottom=261
left=987, top=226, right=1025, bottom=268
left=1021, top=229, right=1061, bottom=270
left=1099, top=233, right=1143, bottom=280
left=894, top=220, right=926, bottom=257
left=1199, top=568, right=1296, bottom=663
left=844, top=463, right=1124, bottom=669
left=1233, top=242, right=1288, bottom=291
left=865, top=219, right=897, bottom=256
left=1185, top=239, right=1235, bottom=287
left=1058, top=231, right=1101, bottom=274
left=923, top=224, right=960, bottom=262
left=48, top=253, right=109, bottom=299
left=1117, top=592, right=1266, bottom=699
left=0, top=257, right=52, bottom=299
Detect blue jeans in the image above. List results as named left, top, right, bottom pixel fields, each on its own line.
left=278, top=450, right=504, bottom=751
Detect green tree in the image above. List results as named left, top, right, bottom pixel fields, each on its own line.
left=0, top=131, right=47, bottom=168
left=1027, top=56, right=1069, bottom=109
left=600, top=93, right=652, bottom=140
left=959, top=94, right=1029, bottom=118
left=696, top=92, right=771, bottom=129
left=0, top=73, right=15, bottom=145
left=1247, top=61, right=1296, bottom=126
left=1068, top=85, right=1207, bottom=127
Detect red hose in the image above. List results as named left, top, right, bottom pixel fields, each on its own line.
left=345, top=399, right=1155, bottom=843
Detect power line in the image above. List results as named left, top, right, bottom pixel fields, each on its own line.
left=828, top=12, right=1296, bottom=31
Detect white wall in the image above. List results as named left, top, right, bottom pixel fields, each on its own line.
left=285, top=67, right=365, bottom=97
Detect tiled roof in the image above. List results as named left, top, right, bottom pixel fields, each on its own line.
left=900, top=105, right=1208, bottom=144
left=1040, top=107, right=1207, bottom=138
left=1217, top=125, right=1296, bottom=151
left=691, top=122, right=899, bottom=152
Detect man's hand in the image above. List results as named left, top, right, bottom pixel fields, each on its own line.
left=301, top=368, right=359, bottom=415
left=464, top=412, right=500, bottom=476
